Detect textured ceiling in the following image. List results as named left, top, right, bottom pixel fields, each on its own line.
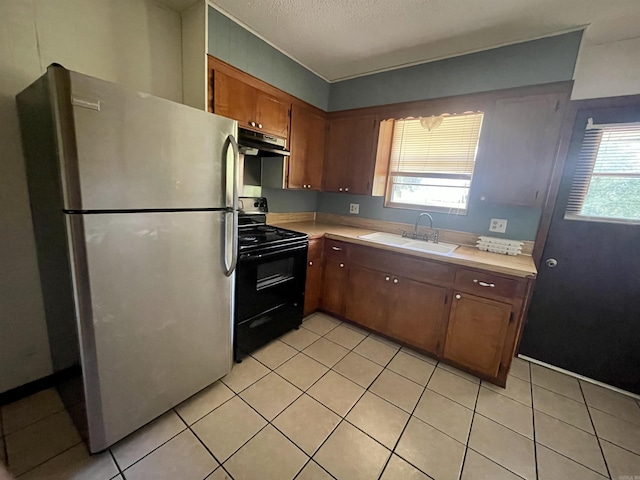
left=161, top=0, right=640, bottom=82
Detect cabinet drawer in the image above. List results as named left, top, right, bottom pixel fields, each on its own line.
left=308, top=238, right=323, bottom=259
left=454, top=268, right=525, bottom=301
left=350, top=244, right=454, bottom=286
left=324, top=240, right=348, bottom=260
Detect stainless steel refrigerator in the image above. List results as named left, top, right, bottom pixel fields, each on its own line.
left=16, top=65, right=239, bottom=452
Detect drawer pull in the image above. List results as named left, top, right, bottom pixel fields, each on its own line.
left=393, top=278, right=399, bottom=284
left=455, top=294, right=461, bottom=300
left=332, top=246, right=342, bottom=251
left=339, top=263, right=345, bottom=268
left=473, top=279, right=496, bottom=288
left=385, top=276, right=390, bottom=281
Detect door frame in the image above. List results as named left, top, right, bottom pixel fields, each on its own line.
left=533, top=93, right=640, bottom=265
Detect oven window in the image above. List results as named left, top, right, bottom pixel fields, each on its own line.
left=256, top=257, right=295, bottom=290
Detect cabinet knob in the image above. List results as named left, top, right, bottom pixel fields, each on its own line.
left=339, top=188, right=343, bottom=192
left=545, top=258, right=558, bottom=268
left=250, top=121, right=256, bottom=127
left=309, top=261, right=313, bottom=266
left=339, top=263, right=345, bottom=268
left=385, top=276, right=390, bottom=281
left=258, top=123, right=263, bottom=129
left=455, top=294, right=461, bottom=300
left=308, top=184, right=311, bottom=189
left=345, top=187, right=349, bottom=192
left=393, top=278, right=398, bottom=284
left=331, top=246, right=342, bottom=251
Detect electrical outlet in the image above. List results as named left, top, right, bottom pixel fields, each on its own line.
left=349, top=203, right=360, bottom=215
left=489, top=218, right=508, bottom=233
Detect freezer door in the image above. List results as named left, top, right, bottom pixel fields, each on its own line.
left=56, top=69, right=237, bottom=210
left=67, top=211, right=232, bottom=451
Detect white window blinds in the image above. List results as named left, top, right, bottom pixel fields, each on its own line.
left=389, top=113, right=484, bottom=176
left=565, top=118, right=640, bottom=223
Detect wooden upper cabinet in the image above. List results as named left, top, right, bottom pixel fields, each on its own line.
left=472, top=91, right=568, bottom=207
left=323, top=114, right=378, bottom=194
left=213, top=71, right=256, bottom=127
left=211, top=68, right=290, bottom=139
left=256, top=92, right=290, bottom=138
left=288, top=105, right=326, bottom=190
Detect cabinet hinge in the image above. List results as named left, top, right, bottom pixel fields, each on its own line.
left=534, top=190, right=539, bottom=200
left=555, top=100, right=561, bottom=112
left=444, top=294, right=448, bottom=305
left=509, top=312, right=515, bottom=323
left=366, top=181, right=370, bottom=190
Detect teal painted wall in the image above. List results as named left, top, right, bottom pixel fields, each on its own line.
left=208, top=11, right=582, bottom=240
left=318, top=194, right=541, bottom=241
left=329, top=31, right=583, bottom=111
left=262, top=187, right=318, bottom=213
left=207, top=6, right=330, bottom=110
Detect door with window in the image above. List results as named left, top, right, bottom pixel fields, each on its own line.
left=519, top=102, right=640, bottom=395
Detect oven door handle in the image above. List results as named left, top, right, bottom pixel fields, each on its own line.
left=239, top=243, right=308, bottom=261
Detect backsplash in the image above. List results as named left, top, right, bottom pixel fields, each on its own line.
left=261, top=188, right=541, bottom=241
left=317, top=193, right=541, bottom=241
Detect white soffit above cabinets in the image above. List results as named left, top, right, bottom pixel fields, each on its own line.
left=164, top=0, right=640, bottom=82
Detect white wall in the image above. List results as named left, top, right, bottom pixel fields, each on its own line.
left=572, top=36, right=640, bottom=100
left=0, top=0, right=182, bottom=393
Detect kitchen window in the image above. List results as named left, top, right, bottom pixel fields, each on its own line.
left=385, top=112, right=484, bottom=213
left=565, top=118, right=640, bottom=224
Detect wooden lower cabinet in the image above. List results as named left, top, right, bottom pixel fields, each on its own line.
left=303, top=240, right=323, bottom=316
left=313, top=239, right=531, bottom=384
left=443, top=292, right=512, bottom=378
left=344, top=265, right=391, bottom=333
left=388, top=278, right=449, bottom=355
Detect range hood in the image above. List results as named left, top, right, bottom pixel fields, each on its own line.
left=238, top=128, right=290, bottom=157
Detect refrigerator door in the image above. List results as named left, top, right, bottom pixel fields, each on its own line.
left=67, top=211, right=233, bottom=451
left=54, top=69, right=237, bottom=211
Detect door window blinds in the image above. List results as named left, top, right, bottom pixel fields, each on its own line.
left=565, top=118, right=640, bottom=223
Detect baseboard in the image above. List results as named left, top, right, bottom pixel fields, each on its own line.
left=518, top=354, right=640, bottom=401
left=0, top=365, right=81, bottom=406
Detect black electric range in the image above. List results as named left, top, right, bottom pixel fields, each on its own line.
left=234, top=197, right=309, bottom=361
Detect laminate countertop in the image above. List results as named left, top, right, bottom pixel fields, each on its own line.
left=274, top=221, right=538, bottom=279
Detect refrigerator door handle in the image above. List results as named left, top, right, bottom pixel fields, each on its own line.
left=223, top=134, right=239, bottom=277
left=224, top=134, right=240, bottom=211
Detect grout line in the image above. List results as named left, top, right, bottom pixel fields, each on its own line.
left=465, top=447, right=529, bottom=480
left=374, top=351, right=437, bottom=480
left=1, top=406, right=67, bottom=439
left=457, top=369, right=482, bottom=480
left=11, top=440, right=83, bottom=477
left=108, top=448, right=124, bottom=477
left=481, top=380, right=533, bottom=408
left=530, top=365, right=540, bottom=480
left=581, top=381, right=613, bottom=480
left=174, top=408, right=223, bottom=480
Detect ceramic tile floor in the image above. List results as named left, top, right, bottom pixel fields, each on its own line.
left=2, top=312, right=640, bottom=480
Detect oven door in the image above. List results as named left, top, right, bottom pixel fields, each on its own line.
left=235, top=242, right=308, bottom=323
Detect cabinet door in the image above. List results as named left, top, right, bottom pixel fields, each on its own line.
left=388, top=277, right=448, bottom=355
left=321, top=258, right=348, bottom=316
left=304, top=255, right=323, bottom=317
left=347, top=115, right=378, bottom=195
left=443, top=292, right=512, bottom=377
left=323, top=115, right=377, bottom=194
left=344, top=265, right=390, bottom=333
left=323, top=117, right=350, bottom=192
left=213, top=71, right=257, bottom=128
left=256, top=92, right=290, bottom=138
left=473, top=92, right=566, bottom=207
left=289, top=105, right=326, bottom=190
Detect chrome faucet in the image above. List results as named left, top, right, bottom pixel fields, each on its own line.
left=402, top=212, right=439, bottom=243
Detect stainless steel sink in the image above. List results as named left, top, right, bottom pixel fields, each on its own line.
left=358, top=232, right=458, bottom=254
